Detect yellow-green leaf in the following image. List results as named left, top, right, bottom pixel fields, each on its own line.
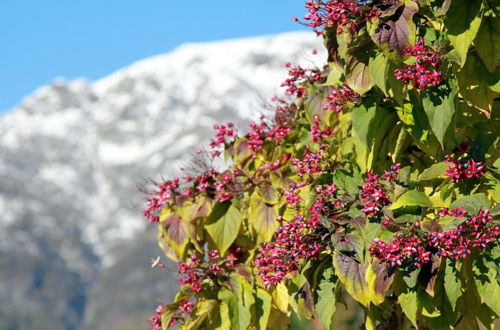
left=418, top=162, right=449, bottom=181
left=256, top=288, right=272, bottom=330
left=272, top=282, right=289, bottom=313
left=444, top=0, right=483, bottom=65
left=250, top=192, right=279, bottom=241
left=475, top=14, right=500, bottom=72
left=398, top=287, right=418, bottom=327
left=389, top=190, right=433, bottom=210
left=206, top=202, right=242, bottom=254
left=333, top=253, right=370, bottom=307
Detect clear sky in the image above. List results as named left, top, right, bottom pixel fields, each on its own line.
left=0, top=1, right=308, bottom=112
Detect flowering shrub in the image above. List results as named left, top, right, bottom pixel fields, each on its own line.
left=145, top=0, right=499, bottom=329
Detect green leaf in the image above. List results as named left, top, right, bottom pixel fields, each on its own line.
left=315, top=262, right=337, bottom=329
left=418, top=162, right=449, bottom=181
left=217, top=302, right=231, bottom=330
left=422, top=82, right=458, bottom=148
left=402, top=268, right=420, bottom=288
left=250, top=192, right=279, bottom=241
left=255, top=288, right=272, bottom=330
left=229, top=273, right=254, bottom=330
left=333, top=253, right=370, bottom=307
left=475, top=14, right=500, bottom=72
left=206, top=202, right=242, bottom=254
left=450, top=193, right=490, bottom=214
left=351, top=104, right=395, bottom=147
left=218, top=288, right=250, bottom=330
left=398, top=286, right=419, bottom=327
left=457, top=51, right=496, bottom=114
left=323, top=63, right=343, bottom=86
left=444, top=259, right=462, bottom=310
left=388, top=62, right=405, bottom=105
left=473, top=255, right=500, bottom=315
left=368, top=52, right=389, bottom=95
left=389, top=190, right=433, bottom=210
left=272, top=282, right=289, bottom=313
left=444, top=0, right=483, bottom=65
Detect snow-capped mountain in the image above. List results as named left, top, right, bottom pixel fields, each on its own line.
left=0, top=32, right=323, bottom=329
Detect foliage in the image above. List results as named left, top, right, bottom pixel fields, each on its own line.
left=145, top=0, right=500, bottom=329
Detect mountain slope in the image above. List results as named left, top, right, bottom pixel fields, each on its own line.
left=0, top=32, right=323, bottom=329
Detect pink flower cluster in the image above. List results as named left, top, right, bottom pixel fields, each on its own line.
left=149, top=304, right=167, bottom=330
left=178, top=254, right=204, bottom=292
left=281, top=63, right=308, bottom=97
left=149, top=300, right=195, bottom=330
left=215, top=172, right=235, bottom=202
left=210, top=123, right=236, bottom=148
left=445, top=155, right=485, bottom=183
left=302, top=0, right=363, bottom=35
left=360, top=171, right=390, bottom=216
left=144, top=177, right=180, bottom=223
left=383, top=163, right=401, bottom=182
left=285, top=182, right=306, bottom=206
left=268, top=124, right=292, bottom=142
left=247, top=120, right=267, bottom=152
left=195, top=170, right=218, bottom=193
left=429, top=209, right=499, bottom=259
left=369, top=235, right=431, bottom=268
left=177, top=248, right=243, bottom=293
left=322, top=84, right=359, bottom=113
left=309, top=114, right=333, bottom=143
left=255, top=215, right=321, bottom=287
left=292, top=145, right=328, bottom=177
left=394, top=38, right=443, bottom=90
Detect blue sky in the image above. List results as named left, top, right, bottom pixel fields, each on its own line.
left=0, top=1, right=308, bottom=112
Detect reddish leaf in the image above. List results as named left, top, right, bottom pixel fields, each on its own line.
left=163, top=213, right=187, bottom=246
left=373, top=4, right=418, bottom=55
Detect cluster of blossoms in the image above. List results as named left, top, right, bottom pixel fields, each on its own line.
left=257, top=154, right=292, bottom=174
left=215, top=171, right=235, bottom=202
left=383, top=163, right=401, bottom=182
left=292, top=145, right=328, bottom=176
left=149, top=299, right=195, bottom=329
left=210, top=123, right=236, bottom=148
left=285, top=181, right=306, bottom=206
left=247, top=120, right=267, bottom=152
left=255, top=215, right=321, bottom=287
left=322, top=84, right=359, bottom=113
left=281, top=63, right=308, bottom=97
left=144, top=177, right=180, bottom=223
left=429, top=209, right=499, bottom=259
left=369, top=235, right=431, bottom=268
left=445, top=154, right=485, bottom=183
left=195, top=170, right=218, bottom=194
left=370, top=208, right=499, bottom=269
left=149, top=304, right=166, bottom=330
left=360, top=171, right=390, bottom=216
left=177, top=248, right=242, bottom=293
left=177, top=254, right=204, bottom=292
left=309, top=114, right=333, bottom=143
left=299, top=0, right=378, bottom=35
left=267, top=124, right=292, bottom=142
left=394, top=38, right=443, bottom=90
left=281, top=62, right=322, bottom=98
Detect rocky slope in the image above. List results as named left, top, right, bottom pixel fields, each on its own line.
left=0, top=32, right=323, bottom=329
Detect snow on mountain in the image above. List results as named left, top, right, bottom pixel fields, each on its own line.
left=1, top=32, right=324, bottom=258
left=0, top=32, right=323, bottom=329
